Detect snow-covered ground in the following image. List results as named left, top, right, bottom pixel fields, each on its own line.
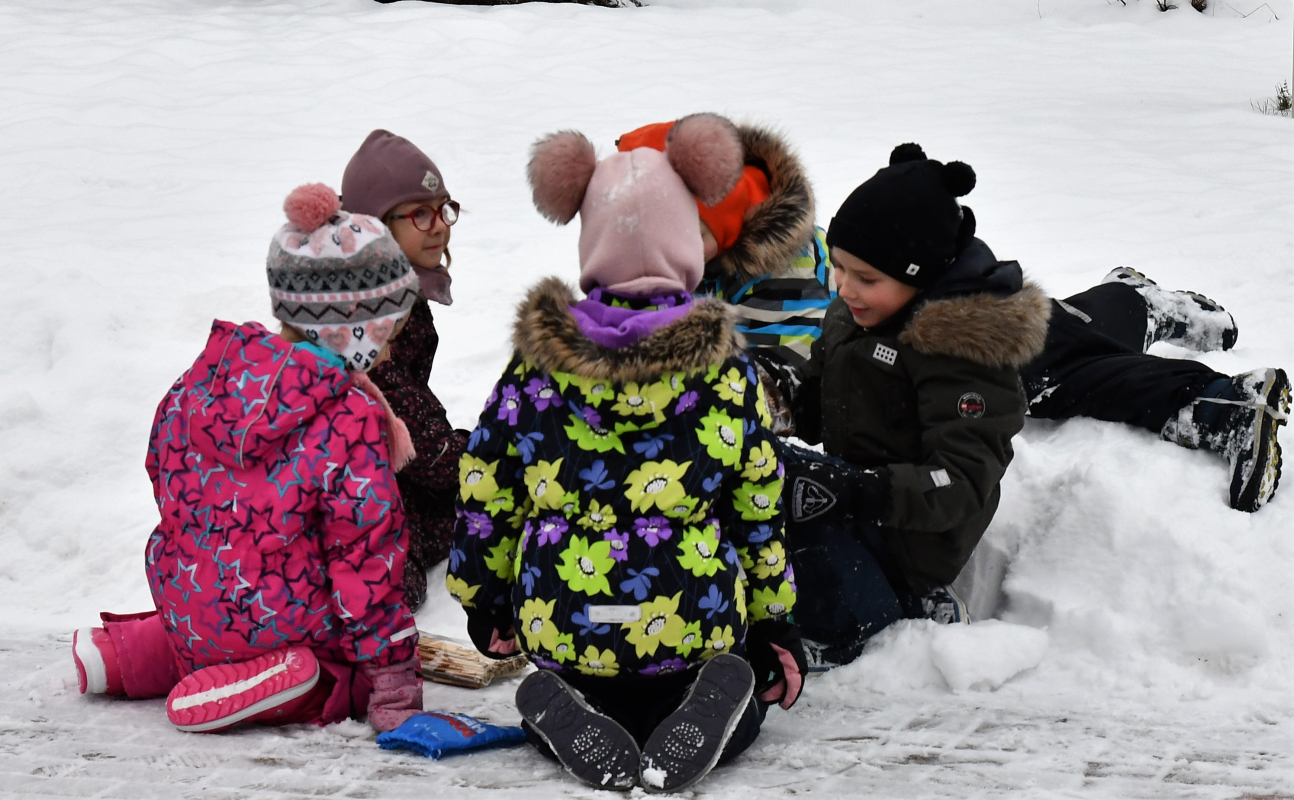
left=2, top=0, right=1292, bottom=796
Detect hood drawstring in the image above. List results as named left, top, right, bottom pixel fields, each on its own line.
left=350, top=371, right=417, bottom=473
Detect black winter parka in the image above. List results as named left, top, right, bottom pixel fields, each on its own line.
left=794, top=240, right=1051, bottom=594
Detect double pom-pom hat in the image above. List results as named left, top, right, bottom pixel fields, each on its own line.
left=827, top=143, right=978, bottom=290
left=268, top=183, right=419, bottom=469
left=527, top=113, right=745, bottom=296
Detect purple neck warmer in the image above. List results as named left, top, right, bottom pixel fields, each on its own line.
left=569, top=288, right=694, bottom=349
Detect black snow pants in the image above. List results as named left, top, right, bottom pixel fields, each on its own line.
left=1021, top=282, right=1224, bottom=433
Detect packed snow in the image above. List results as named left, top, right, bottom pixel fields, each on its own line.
left=2, top=0, right=1292, bottom=796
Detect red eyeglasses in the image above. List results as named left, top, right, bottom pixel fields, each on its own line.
left=389, top=200, right=460, bottom=232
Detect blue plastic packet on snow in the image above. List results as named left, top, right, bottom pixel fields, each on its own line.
left=376, top=712, right=527, bottom=759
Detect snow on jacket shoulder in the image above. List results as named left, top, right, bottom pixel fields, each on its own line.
left=145, top=320, right=417, bottom=671
left=448, top=279, right=796, bottom=680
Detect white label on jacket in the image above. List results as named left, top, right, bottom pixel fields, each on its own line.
left=391, top=627, right=419, bottom=642
left=873, top=343, right=898, bottom=366
left=588, top=605, right=642, bottom=624
left=930, top=469, right=952, bottom=488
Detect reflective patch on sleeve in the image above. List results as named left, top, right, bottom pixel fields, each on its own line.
left=391, top=627, right=419, bottom=642
left=930, top=468, right=952, bottom=488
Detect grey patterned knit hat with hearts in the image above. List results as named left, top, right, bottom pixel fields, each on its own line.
left=268, top=183, right=419, bottom=371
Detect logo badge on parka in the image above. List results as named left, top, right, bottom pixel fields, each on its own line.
left=957, top=392, right=986, bottom=418
left=792, top=477, right=837, bottom=523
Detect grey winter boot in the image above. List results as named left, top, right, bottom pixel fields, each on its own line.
left=1162, top=368, right=1290, bottom=512
left=1102, top=267, right=1238, bottom=352
left=921, top=585, right=970, bottom=625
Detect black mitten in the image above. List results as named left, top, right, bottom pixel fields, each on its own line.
left=782, top=448, right=890, bottom=524
left=465, top=607, right=519, bottom=660
left=745, top=619, right=808, bottom=710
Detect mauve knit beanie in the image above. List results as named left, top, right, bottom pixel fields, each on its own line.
left=341, top=129, right=449, bottom=220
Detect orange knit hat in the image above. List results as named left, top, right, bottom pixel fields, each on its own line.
left=618, top=121, right=771, bottom=256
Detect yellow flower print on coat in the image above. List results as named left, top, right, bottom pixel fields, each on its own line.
left=732, top=478, right=782, bottom=522
left=622, top=593, right=687, bottom=658
left=560, top=491, right=581, bottom=520
left=505, top=493, right=531, bottom=529
left=577, top=499, right=618, bottom=532
left=551, top=632, right=576, bottom=664
left=750, top=581, right=796, bottom=620
left=486, top=487, right=516, bottom=518
left=564, top=414, right=627, bottom=454
left=655, top=372, right=686, bottom=403
left=697, top=408, right=744, bottom=467
left=741, top=440, right=778, bottom=481
left=754, top=379, right=773, bottom=428
left=702, top=625, right=736, bottom=660
left=524, top=458, right=566, bottom=511
left=575, top=375, right=617, bottom=407
left=611, top=382, right=673, bottom=423
left=445, top=574, right=480, bottom=609
left=518, top=598, right=559, bottom=651
left=624, top=460, right=692, bottom=514
left=484, top=536, right=519, bottom=581
left=459, top=455, right=499, bottom=503
left=676, top=620, right=704, bottom=657
left=734, top=579, right=747, bottom=623
left=576, top=645, right=620, bottom=677
left=663, top=494, right=700, bottom=520
left=555, top=535, right=615, bottom=596
left=677, top=525, right=725, bottom=578
left=712, top=367, right=747, bottom=406
left=751, top=541, right=787, bottom=581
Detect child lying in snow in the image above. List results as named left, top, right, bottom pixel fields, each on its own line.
left=72, top=185, right=424, bottom=733
left=341, top=130, right=469, bottom=611
left=447, top=114, right=806, bottom=793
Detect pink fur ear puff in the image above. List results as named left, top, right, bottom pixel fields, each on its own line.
left=528, top=131, right=598, bottom=224
left=665, top=113, right=743, bottom=207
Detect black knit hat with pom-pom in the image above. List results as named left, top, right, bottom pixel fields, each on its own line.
left=827, top=143, right=977, bottom=289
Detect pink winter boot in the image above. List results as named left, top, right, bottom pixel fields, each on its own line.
left=166, top=647, right=322, bottom=733
left=72, top=627, right=125, bottom=696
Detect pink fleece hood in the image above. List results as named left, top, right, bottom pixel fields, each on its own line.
left=527, top=113, right=744, bottom=297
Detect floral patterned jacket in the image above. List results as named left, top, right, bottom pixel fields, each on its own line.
left=447, top=279, right=796, bottom=680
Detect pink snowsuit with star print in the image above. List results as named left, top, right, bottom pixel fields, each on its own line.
left=139, top=320, right=417, bottom=720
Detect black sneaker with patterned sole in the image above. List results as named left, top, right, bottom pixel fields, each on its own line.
left=640, top=654, right=755, bottom=794
left=515, top=670, right=640, bottom=791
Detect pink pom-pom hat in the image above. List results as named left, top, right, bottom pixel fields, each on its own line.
left=284, top=183, right=342, bottom=232
left=527, top=113, right=744, bottom=297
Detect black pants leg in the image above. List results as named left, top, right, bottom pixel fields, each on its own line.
left=1022, top=284, right=1223, bottom=433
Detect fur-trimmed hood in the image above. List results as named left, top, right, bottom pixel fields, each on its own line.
left=898, top=279, right=1051, bottom=370
left=513, top=277, right=744, bottom=383
left=704, top=123, right=816, bottom=286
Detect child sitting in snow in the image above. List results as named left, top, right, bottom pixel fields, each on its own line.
left=447, top=114, right=806, bottom=793
left=340, top=130, right=469, bottom=610
left=72, top=185, right=425, bottom=734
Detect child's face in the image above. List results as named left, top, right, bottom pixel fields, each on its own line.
left=386, top=200, right=452, bottom=271
left=699, top=221, right=719, bottom=262
left=832, top=248, right=920, bottom=329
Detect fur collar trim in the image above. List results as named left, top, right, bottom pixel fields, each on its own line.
left=513, top=277, right=744, bottom=383
left=706, top=123, right=816, bottom=285
left=898, top=280, right=1052, bottom=369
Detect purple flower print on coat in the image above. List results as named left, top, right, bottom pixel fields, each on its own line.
left=603, top=529, right=629, bottom=562
left=639, top=658, right=687, bottom=676
left=462, top=511, right=493, bottom=540
left=580, top=405, right=603, bottom=429
left=675, top=391, right=698, bottom=415
left=531, top=656, right=561, bottom=671
left=524, top=377, right=563, bottom=412
left=633, top=517, right=672, bottom=547
left=497, top=385, right=522, bottom=425
left=534, top=517, right=568, bottom=547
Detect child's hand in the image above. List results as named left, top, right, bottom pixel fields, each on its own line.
left=466, top=608, right=519, bottom=659
left=746, top=619, right=807, bottom=710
